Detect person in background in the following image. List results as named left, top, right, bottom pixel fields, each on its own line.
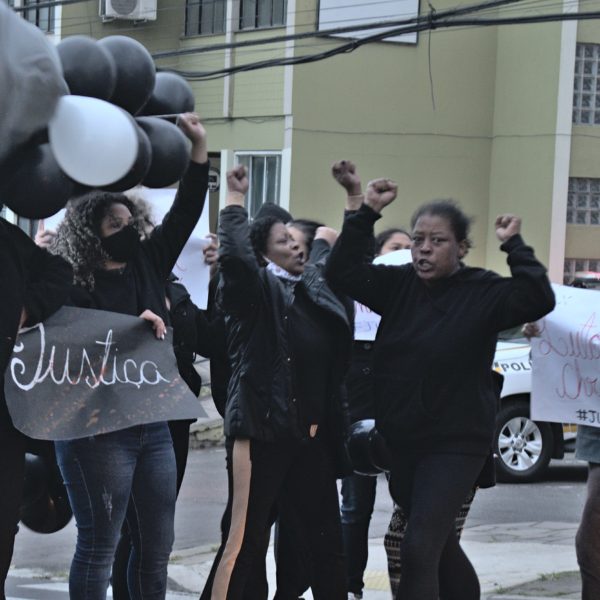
left=0, top=218, right=72, bottom=600
left=48, top=113, right=209, bottom=600
left=204, top=165, right=352, bottom=600
left=325, top=174, right=555, bottom=600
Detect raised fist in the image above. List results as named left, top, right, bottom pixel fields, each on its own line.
left=495, top=214, right=521, bottom=243
left=227, top=165, right=249, bottom=196
left=365, top=179, right=397, bottom=213
left=331, top=160, right=362, bottom=196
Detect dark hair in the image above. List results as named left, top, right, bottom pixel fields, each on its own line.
left=410, top=200, right=473, bottom=249
left=50, top=190, right=143, bottom=289
left=254, top=202, right=292, bottom=224
left=288, top=218, right=324, bottom=255
left=374, top=227, right=411, bottom=256
left=249, top=215, right=283, bottom=266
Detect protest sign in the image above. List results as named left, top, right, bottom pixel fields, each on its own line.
left=5, top=306, right=206, bottom=440
left=354, top=249, right=412, bottom=341
left=531, top=284, right=600, bottom=427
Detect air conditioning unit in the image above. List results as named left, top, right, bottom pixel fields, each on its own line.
left=100, top=0, right=157, bottom=21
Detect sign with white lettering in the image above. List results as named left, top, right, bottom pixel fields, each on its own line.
left=5, top=307, right=206, bottom=440
left=531, top=284, right=600, bottom=426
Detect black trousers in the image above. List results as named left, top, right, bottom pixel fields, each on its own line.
left=388, top=451, right=486, bottom=600
left=202, top=435, right=346, bottom=600
left=0, top=426, right=28, bottom=600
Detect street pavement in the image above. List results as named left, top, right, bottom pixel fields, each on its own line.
left=7, top=374, right=588, bottom=599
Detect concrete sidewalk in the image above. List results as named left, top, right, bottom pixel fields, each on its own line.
left=183, top=369, right=582, bottom=599
left=167, top=519, right=581, bottom=599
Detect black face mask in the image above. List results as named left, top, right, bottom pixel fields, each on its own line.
left=100, top=225, right=140, bottom=262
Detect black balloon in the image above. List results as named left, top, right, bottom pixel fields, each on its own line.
left=346, top=419, right=391, bottom=476
left=136, top=117, right=189, bottom=188
left=0, top=142, right=79, bottom=219
left=102, top=123, right=152, bottom=192
left=57, top=35, right=117, bottom=101
left=20, top=454, right=73, bottom=535
left=98, top=36, right=156, bottom=115
left=139, top=72, right=195, bottom=117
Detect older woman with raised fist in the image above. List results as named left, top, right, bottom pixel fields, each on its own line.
left=325, top=180, right=555, bottom=600
left=204, top=165, right=352, bottom=600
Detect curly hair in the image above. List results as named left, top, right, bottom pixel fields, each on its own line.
left=50, top=190, right=144, bottom=290
left=249, top=215, right=282, bottom=267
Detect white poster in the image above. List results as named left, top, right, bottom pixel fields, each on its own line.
left=531, top=283, right=600, bottom=427
left=354, top=249, right=412, bottom=341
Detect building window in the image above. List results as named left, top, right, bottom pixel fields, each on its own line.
left=235, top=153, right=282, bottom=218
left=22, top=0, right=55, bottom=33
left=239, top=0, right=286, bottom=30
left=185, top=0, right=225, bottom=35
left=567, top=178, right=600, bottom=225
left=573, top=43, right=600, bottom=125
left=564, top=258, right=600, bottom=284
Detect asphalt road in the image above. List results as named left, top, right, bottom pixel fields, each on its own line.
left=10, top=449, right=589, bottom=575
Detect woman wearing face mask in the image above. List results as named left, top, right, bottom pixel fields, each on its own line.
left=325, top=179, right=555, bottom=600
left=204, top=165, right=352, bottom=600
left=48, top=113, right=209, bottom=600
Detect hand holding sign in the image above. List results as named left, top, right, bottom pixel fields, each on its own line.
left=139, top=309, right=166, bottom=340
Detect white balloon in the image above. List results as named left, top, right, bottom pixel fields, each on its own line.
left=48, top=95, right=139, bottom=186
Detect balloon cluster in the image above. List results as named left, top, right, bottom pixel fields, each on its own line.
left=0, top=35, right=196, bottom=219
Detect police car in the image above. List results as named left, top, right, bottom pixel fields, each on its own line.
left=493, top=328, right=576, bottom=483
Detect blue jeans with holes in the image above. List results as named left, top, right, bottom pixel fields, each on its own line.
left=55, top=422, right=177, bottom=600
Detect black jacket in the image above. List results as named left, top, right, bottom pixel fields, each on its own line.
left=166, top=277, right=211, bottom=397
left=217, top=205, right=353, bottom=471
left=70, top=161, right=210, bottom=325
left=326, top=204, right=556, bottom=455
left=0, top=219, right=72, bottom=429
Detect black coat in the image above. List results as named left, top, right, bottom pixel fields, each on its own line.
left=326, top=204, right=556, bottom=455
left=0, top=218, right=72, bottom=429
left=217, top=205, right=353, bottom=473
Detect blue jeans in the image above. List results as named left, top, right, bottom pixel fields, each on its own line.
left=340, top=473, right=378, bottom=595
left=55, top=423, right=177, bottom=600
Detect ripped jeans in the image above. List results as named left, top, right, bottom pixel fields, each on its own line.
left=55, top=423, right=177, bottom=600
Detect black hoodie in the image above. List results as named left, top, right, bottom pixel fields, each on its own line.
left=326, top=204, right=556, bottom=455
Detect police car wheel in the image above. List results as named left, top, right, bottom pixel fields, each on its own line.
left=494, top=401, right=553, bottom=483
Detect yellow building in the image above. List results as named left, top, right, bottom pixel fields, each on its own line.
left=9, top=0, right=600, bottom=282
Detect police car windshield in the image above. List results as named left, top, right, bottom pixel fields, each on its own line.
left=498, top=326, right=528, bottom=343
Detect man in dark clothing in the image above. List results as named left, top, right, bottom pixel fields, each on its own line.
left=0, top=218, right=72, bottom=599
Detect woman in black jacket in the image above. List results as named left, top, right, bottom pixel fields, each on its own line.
left=205, top=166, right=352, bottom=600
left=49, top=113, right=209, bottom=600
left=325, top=177, right=555, bottom=600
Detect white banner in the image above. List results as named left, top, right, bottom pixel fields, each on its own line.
left=531, top=283, right=600, bottom=426
left=353, top=249, right=411, bottom=341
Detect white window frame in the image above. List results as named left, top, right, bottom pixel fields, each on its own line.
left=234, top=151, right=282, bottom=218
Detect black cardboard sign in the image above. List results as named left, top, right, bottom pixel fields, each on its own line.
left=5, top=307, right=206, bottom=440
